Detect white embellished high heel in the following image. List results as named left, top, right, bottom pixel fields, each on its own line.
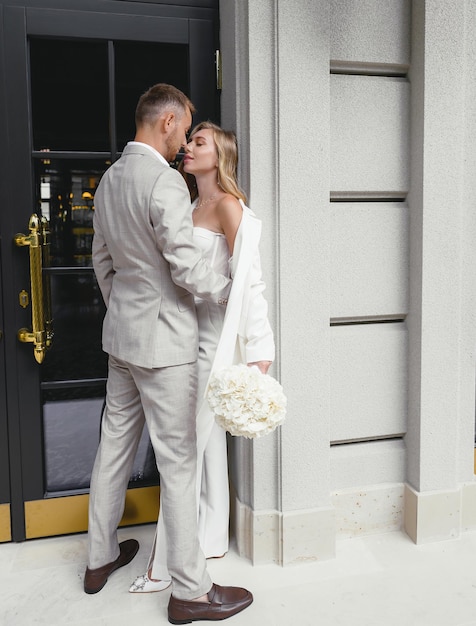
left=129, top=573, right=171, bottom=593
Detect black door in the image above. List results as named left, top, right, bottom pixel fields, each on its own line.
left=0, top=0, right=219, bottom=542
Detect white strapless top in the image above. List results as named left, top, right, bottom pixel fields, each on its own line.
left=193, top=226, right=230, bottom=277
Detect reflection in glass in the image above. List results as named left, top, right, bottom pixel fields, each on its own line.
left=43, top=388, right=158, bottom=493
left=30, top=39, right=109, bottom=152
left=34, top=158, right=108, bottom=267
left=41, top=272, right=107, bottom=383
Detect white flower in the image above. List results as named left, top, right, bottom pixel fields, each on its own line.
left=206, top=364, right=287, bottom=438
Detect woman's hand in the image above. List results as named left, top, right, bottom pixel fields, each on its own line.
left=248, top=361, right=272, bottom=375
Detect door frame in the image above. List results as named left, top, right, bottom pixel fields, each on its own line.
left=0, top=0, right=219, bottom=541
left=0, top=240, right=11, bottom=542
left=0, top=3, right=11, bottom=543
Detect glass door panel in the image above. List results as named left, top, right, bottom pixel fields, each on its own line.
left=114, top=40, right=189, bottom=151
left=27, top=36, right=177, bottom=528
left=34, top=157, right=107, bottom=268
left=33, top=155, right=160, bottom=495
left=30, top=39, right=110, bottom=152
left=41, top=271, right=106, bottom=382
left=43, top=383, right=158, bottom=494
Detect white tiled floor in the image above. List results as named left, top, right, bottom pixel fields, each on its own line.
left=2, top=524, right=476, bottom=625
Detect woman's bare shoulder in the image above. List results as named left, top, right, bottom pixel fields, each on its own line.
left=216, top=194, right=243, bottom=217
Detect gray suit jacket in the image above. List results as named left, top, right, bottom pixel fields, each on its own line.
left=92, top=143, right=231, bottom=368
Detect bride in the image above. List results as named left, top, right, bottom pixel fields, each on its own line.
left=130, top=121, right=275, bottom=592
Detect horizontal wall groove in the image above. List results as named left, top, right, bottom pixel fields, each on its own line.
left=330, top=434, right=405, bottom=446
left=330, top=60, right=409, bottom=77
left=330, top=191, right=407, bottom=202
left=330, top=317, right=406, bottom=327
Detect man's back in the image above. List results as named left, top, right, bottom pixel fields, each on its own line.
left=93, top=143, right=199, bottom=368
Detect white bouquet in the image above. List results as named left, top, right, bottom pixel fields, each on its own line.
left=206, top=364, right=287, bottom=438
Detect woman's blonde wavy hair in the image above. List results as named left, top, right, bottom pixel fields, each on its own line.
left=179, top=121, right=247, bottom=204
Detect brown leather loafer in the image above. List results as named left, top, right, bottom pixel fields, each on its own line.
left=168, top=583, right=253, bottom=624
left=84, top=539, right=139, bottom=594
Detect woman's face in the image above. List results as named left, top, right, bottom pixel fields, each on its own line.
left=183, top=128, right=218, bottom=175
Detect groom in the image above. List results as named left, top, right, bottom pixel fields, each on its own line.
left=84, top=83, right=253, bottom=623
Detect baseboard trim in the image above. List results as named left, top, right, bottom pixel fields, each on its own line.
left=232, top=496, right=336, bottom=565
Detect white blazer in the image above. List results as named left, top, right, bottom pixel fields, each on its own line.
left=196, top=201, right=275, bottom=449
left=212, top=201, right=275, bottom=373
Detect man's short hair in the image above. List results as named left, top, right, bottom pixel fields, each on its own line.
left=135, top=83, right=195, bottom=127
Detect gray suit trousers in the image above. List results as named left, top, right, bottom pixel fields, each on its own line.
left=88, top=355, right=212, bottom=600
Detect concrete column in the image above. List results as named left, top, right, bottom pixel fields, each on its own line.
left=274, top=0, right=333, bottom=565
left=220, top=0, right=334, bottom=564
left=405, top=0, right=476, bottom=543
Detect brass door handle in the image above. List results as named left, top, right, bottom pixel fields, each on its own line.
left=40, top=216, right=54, bottom=350
left=14, top=214, right=54, bottom=363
